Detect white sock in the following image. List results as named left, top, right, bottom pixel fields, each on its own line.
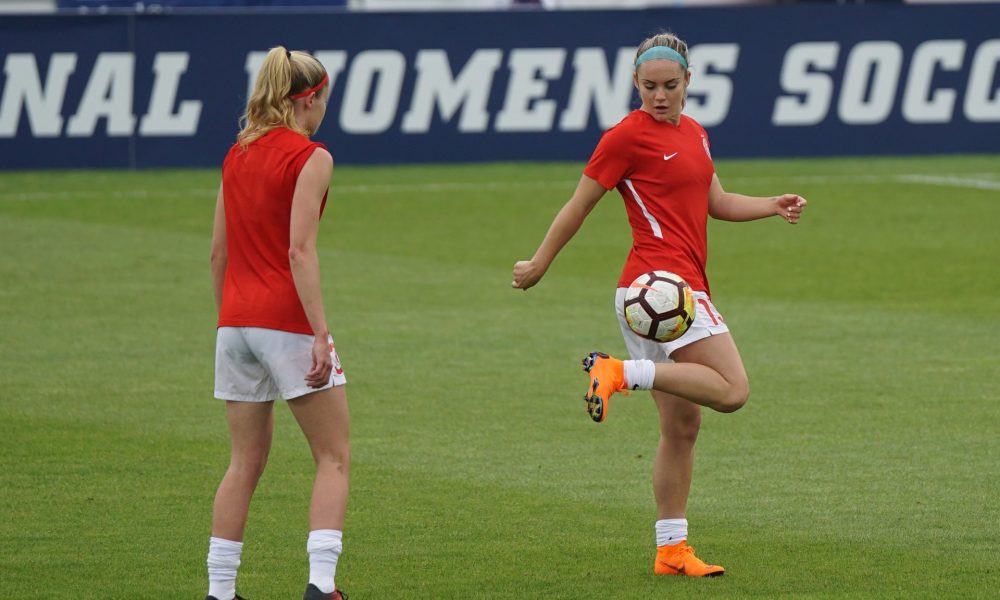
left=307, top=529, right=343, bottom=594
left=207, top=537, right=243, bottom=600
left=656, top=518, right=688, bottom=547
left=623, top=359, right=655, bottom=390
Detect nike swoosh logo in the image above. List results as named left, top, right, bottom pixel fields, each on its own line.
left=663, top=152, right=678, bottom=160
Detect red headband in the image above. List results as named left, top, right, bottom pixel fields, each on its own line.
left=289, top=73, right=329, bottom=100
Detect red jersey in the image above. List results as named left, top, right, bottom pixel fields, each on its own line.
left=584, top=110, right=715, bottom=295
left=218, top=127, right=328, bottom=335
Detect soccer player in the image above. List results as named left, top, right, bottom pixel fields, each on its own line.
left=512, top=32, right=807, bottom=577
left=207, top=47, right=349, bottom=600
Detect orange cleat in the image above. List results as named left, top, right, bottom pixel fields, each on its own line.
left=654, top=541, right=725, bottom=577
left=581, top=351, right=628, bottom=423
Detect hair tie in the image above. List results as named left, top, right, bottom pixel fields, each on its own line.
left=635, top=46, right=688, bottom=71
left=286, top=49, right=292, bottom=60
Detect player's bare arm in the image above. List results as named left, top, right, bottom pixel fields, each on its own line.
left=289, top=147, right=335, bottom=388
left=512, top=174, right=607, bottom=290
left=209, top=182, right=227, bottom=315
left=707, top=174, right=807, bottom=224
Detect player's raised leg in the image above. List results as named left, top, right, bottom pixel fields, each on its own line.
left=287, top=386, right=350, bottom=600
left=583, top=331, right=748, bottom=421
left=651, top=332, right=748, bottom=413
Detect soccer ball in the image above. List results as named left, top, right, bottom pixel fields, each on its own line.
left=623, top=271, right=696, bottom=342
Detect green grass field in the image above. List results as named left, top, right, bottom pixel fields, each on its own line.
left=1, top=156, right=998, bottom=599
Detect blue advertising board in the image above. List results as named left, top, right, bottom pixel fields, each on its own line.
left=1, top=5, right=998, bottom=169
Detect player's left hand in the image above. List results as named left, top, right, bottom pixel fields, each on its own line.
left=775, top=194, right=807, bottom=224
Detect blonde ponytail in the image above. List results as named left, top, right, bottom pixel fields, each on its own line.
left=237, top=46, right=328, bottom=148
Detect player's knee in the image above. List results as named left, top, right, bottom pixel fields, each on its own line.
left=718, top=381, right=749, bottom=413
left=229, top=453, right=269, bottom=483
left=315, top=442, right=351, bottom=473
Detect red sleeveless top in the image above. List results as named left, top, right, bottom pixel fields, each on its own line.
left=218, top=128, right=328, bottom=335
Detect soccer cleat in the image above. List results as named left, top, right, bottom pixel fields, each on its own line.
left=654, top=540, right=725, bottom=577
left=205, top=594, right=247, bottom=600
left=581, top=351, right=628, bottom=423
left=303, top=583, right=349, bottom=600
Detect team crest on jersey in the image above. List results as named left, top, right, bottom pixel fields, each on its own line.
left=701, top=134, right=712, bottom=159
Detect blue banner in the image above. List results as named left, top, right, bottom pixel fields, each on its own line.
left=1, top=5, right=998, bottom=169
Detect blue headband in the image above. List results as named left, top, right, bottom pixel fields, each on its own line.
left=634, top=46, right=688, bottom=71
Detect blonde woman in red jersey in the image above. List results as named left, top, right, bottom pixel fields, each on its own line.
left=512, top=33, right=807, bottom=577
left=206, top=47, right=348, bottom=600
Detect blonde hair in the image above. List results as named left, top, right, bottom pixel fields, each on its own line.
left=237, top=46, right=328, bottom=148
left=635, top=32, right=690, bottom=72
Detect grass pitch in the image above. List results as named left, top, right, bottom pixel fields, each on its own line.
left=1, top=156, right=998, bottom=598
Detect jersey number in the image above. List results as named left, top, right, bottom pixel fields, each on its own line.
left=697, top=298, right=722, bottom=325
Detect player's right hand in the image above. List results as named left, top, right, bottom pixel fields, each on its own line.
left=512, top=260, right=544, bottom=290
left=305, top=336, right=333, bottom=388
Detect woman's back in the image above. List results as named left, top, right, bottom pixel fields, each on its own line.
left=219, top=127, right=327, bottom=335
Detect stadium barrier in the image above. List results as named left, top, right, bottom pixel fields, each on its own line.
left=0, top=4, right=998, bottom=168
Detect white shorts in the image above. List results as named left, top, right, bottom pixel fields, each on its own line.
left=615, top=288, right=730, bottom=362
left=214, top=326, right=347, bottom=402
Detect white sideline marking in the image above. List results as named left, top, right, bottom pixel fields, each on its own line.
left=0, top=189, right=217, bottom=201
left=893, top=175, right=1000, bottom=191
left=0, top=180, right=577, bottom=201
left=1, top=173, right=998, bottom=202
left=336, top=180, right=576, bottom=194
left=726, top=173, right=1000, bottom=190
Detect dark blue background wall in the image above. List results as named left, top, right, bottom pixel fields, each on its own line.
left=1, top=5, right=998, bottom=169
